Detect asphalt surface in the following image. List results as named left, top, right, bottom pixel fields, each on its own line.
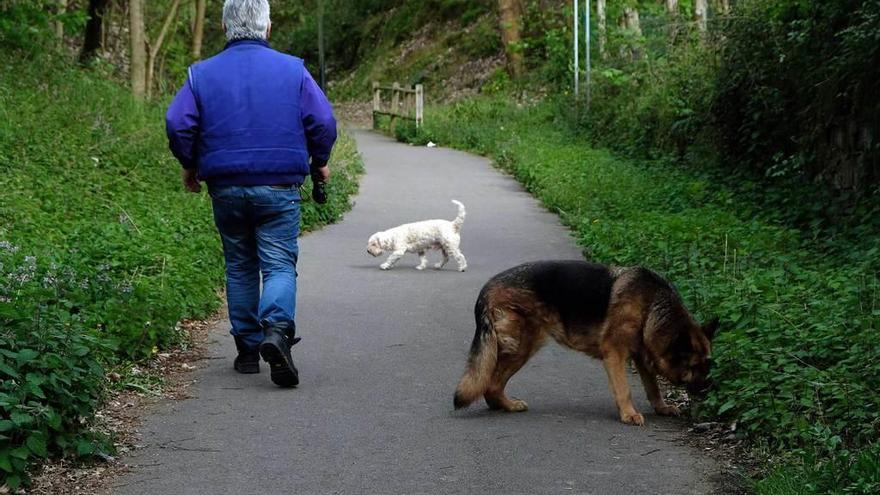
left=110, top=131, right=717, bottom=494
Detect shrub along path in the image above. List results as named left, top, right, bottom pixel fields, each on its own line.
left=109, top=131, right=716, bottom=494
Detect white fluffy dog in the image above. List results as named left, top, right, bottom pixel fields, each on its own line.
left=367, top=200, right=468, bottom=271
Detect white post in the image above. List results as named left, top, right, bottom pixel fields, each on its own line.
left=391, top=82, right=400, bottom=130
left=585, top=0, right=590, bottom=108
left=415, top=84, right=424, bottom=129
left=573, top=0, right=579, bottom=98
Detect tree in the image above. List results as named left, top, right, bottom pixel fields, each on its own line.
left=146, top=0, right=182, bottom=98
left=597, top=0, right=607, bottom=60
left=192, top=0, right=206, bottom=60
left=694, top=0, right=708, bottom=31
left=130, top=0, right=146, bottom=99
left=665, top=0, right=680, bottom=42
left=618, top=6, right=642, bottom=60
left=80, top=0, right=108, bottom=63
left=55, top=0, right=67, bottom=44
left=498, top=0, right=524, bottom=78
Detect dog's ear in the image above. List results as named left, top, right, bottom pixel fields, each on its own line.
left=701, top=317, right=720, bottom=340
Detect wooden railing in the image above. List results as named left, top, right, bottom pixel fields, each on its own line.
left=372, top=82, right=424, bottom=130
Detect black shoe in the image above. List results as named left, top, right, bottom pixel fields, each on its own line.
left=233, top=336, right=261, bottom=374
left=259, top=323, right=300, bottom=387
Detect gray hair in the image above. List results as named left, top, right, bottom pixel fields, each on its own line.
left=223, top=0, right=271, bottom=41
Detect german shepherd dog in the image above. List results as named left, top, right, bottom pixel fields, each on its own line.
left=453, top=261, right=718, bottom=425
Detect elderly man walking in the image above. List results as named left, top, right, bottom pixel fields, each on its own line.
left=165, top=0, right=336, bottom=387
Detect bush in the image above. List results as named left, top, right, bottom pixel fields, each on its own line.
left=0, top=249, right=115, bottom=490
left=569, top=0, right=880, bottom=192
left=712, top=0, right=880, bottom=187
left=757, top=441, right=880, bottom=494
left=1, top=1, right=64, bottom=51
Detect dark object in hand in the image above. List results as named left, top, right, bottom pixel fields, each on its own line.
left=311, top=172, right=327, bottom=204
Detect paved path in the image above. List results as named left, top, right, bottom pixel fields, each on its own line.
left=111, top=131, right=717, bottom=494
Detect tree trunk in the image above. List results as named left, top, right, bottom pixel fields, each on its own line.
left=146, top=0, right=182, bottom=98
left=55, top=0, right=68, bottom=43
left=497, top=0, right=524, bottom=78
left=192, top=0, right=206, bottom=60
left=665, top=0, right=680, bottom=42
left=625, top=8, right=642, bottom=37
left=80, top=0, right=108, bottom=63
left=717, top=0, right=730, bottom=15
left=694, top=0, right=708, bottom=32
left=597, top=0, right=607, bottom=60
left=618, top=7, right=642, bottom=61
left=130, top=0, right=146, bottom=99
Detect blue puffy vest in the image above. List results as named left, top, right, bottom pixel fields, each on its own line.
left=189, top=39, right=310, bottom=186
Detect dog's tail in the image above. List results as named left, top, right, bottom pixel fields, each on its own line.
left=454, top=289, right=497, bottom=409
left=451, top=200, right=466, bottom=233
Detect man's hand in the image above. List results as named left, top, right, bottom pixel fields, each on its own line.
left=310, top=164, right=330, bottom=204
left=181, top=168, right=201, bottom=193
left=313, top=164, right=330, bottom=182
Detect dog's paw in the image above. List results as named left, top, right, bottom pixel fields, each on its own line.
left=415, top=265, right=426, bottom=270
left=379, top=263, right=391, bottom=270
left=620, top=411, right=645, bottom=426
left=486, top=396, right=529, bottom=412
left=433, top=262, right=444, bottom=270
left=653, top=403, right=681, bottom=417
left=458, top=266, right=467, bottom=272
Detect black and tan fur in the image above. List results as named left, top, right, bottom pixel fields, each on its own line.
left=453, top=260, right=718, bottom=425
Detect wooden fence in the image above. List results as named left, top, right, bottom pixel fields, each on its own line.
left=372, top=82, right=424, bottom=130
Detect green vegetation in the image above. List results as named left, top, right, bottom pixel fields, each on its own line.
left=575, top=0, right=880, bottom=193
left=0, top=52, right=362, bottom=488
left=394, top=97, right=879, bottom=493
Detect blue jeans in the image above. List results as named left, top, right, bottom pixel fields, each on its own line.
left=209, top=185, right=301, bottom=349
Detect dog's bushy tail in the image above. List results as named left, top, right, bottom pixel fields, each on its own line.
left=454, top=290, right=497, bottom=409
left=451, top=200, right=466, bottom=233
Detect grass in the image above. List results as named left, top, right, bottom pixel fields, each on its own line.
left=393, top=96, right=880, bottom=494
left=0, top=51, right=362, bottom=489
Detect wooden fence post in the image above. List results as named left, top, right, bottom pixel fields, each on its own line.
left=390, top=82, right=401, bottom=130
left=372, top=81, right=380, bottom=129
left=415, top=84, right=424, bottom=129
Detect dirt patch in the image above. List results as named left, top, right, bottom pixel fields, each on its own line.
left=24, top=314, right=223, bottom=495
left=658, top=385, right=754, bottom=494
left=684, top=419, right=755, bottom=494
left=645, top=378, right=753, bottom=494
left=334, top=100, right=373, bottom=129
left=442, top=53, right=505, bottom=102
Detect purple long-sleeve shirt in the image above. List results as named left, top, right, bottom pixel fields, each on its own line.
left=165, top=66, right=337, bottom=171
